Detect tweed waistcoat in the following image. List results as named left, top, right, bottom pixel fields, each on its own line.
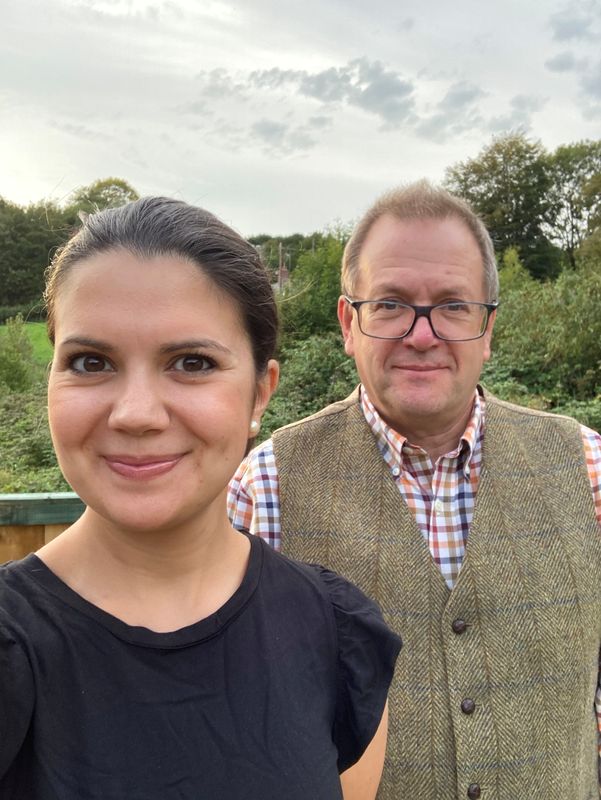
left=272, top=389, right=601, bottom=800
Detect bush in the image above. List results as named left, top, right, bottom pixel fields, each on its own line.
left=0, top=303, right=46, bottom=324
left=0, top=315, right=42, bottom=391
left=0, top=385, right=68, bottom=493
left=490, top=263, right=601, bottom=399
left=261, top=331, right=358, bottom=438
left=279, top=235, right=346, bottom=343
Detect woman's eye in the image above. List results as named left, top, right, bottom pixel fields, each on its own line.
left=70, top=354, right=112, bottom=373
left=171, top=355, right=214, bottom=373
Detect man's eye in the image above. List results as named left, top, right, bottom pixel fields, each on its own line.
left=70, top=354, right=112, bottom=373
left=171, top=355, right=215, bottom=372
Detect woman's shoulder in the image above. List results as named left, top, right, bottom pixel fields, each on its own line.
left=257, top=542, right=402, bottom=773
left=0, top=555, right=41, bottom=614
left=257, top=537, right=395, bottom=632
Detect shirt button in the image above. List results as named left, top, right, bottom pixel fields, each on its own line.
left=391, top=466, right=400, bottom=478
left=467, top=784, right=481, bottom=799
left=461, top=698, right=476, bottom=714
left=452, top=618, right=467, bottom=634
left=434, top=499, right=444, bottom=513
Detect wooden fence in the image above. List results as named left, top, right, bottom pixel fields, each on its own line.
left=0, top=493, right=85, bottom=562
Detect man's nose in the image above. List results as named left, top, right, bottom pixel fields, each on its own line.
left=403, top=313, right=439, bottom=349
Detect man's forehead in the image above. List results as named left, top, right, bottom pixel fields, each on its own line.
left=355, top=214, right=484, bottom=287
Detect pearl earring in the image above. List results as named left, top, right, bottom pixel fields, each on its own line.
left=249, top=420, right=260, bottom=435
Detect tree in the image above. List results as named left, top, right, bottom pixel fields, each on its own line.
left=64, top=177, right=139, bottom=217
left=0, top=178, right=140, bottom=309
left=445, top=132, right=562, bottom=279
left=0, top=198, right=66, bottom=307
left=546, top=140, right=601, bottom=267
left=249, top=232, right=328, bottom=282
left=278, top=230, right=348, bottom=342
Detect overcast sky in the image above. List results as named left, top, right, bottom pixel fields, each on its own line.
left=1, top=0, right=600, bottom=235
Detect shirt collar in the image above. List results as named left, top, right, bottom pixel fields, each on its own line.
left=359, top=385, right=485, bottom=477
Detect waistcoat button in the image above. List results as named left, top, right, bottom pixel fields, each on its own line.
left=452, top=618, right=467, bottom=634
left=467, top=783, right=481, bottom=799
left=461, top=698, right=476, bottom=714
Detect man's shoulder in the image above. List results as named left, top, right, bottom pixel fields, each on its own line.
left=272, top=387, right=362, bottom=439
left=483, top=388, right=584, bottom=431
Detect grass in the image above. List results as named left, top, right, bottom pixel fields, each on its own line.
left=0, top=322, right=53, bottom=366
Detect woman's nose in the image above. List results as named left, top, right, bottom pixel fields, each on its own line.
left=107, top=372, right=170, bottom=434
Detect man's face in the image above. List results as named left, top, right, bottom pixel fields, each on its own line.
left=338, top=214, right=495, bottom=442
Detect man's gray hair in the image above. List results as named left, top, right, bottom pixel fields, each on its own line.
left=341, top=180, right=499, bottom=302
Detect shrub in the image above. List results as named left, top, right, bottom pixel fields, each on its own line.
left=261, top=331, right=358, bottom=438
left=0, top=315, right=41, bottom=391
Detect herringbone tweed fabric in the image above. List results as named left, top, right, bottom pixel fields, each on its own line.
left=273, top=388, right=601, bottom=800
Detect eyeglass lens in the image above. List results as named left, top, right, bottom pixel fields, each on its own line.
left=358, top=301, right=489, bottom=341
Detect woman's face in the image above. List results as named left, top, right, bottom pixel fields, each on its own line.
left=48, top=249, right=277, bottom=536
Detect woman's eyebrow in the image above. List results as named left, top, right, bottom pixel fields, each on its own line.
left=160, top=339, right=233, bottom=355
left=59, top=336, right=116, bottom=352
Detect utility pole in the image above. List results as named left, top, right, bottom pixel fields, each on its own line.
left=278, top=241, right=284, bottom=290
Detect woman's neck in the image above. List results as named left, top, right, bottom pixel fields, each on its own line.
left=36, top=509, right=251, bottom=632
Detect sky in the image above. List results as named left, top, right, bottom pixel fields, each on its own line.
left=1, top=0, right=600, bottom=236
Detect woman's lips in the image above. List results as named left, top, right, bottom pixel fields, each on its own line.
left=104, top=455, right=184, bottom=480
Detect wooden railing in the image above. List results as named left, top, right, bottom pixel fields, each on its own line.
left=0, top=493, right=85, bottom=562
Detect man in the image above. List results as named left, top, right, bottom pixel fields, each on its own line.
left=228, top=181, right=601, bottom=799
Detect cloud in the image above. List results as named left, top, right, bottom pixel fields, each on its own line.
left=549, top=6, right=595, bottom=40
left=299, top=66, right=354, bottom=103
left=545, top=51, right=579, bottom=71
left=581, top=60, right=601, bottom=98
left=487, top=93, right=547, bottom=133
left=438, top=81, right=485, bottom=112
left=415, top=81, right=485, bottom=142
left=251, top=58, right=416, bottom=128
left=347, top=58, right=415, bottom=127
left=580, top=59, right=601, bottom=102
left=190, top=68, right=249, bottom=103
left=48, top=120, right=107, bottom=141
left=307, top=115, right=332, bottom=130
left=396, top=17, right=415, bottom=32
left=250, top=118, right=316, bottom=155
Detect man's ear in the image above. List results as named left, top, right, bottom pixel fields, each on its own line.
left=482, top=308, right=497, bottom=362
left=338, top=296, right=356, bottom=357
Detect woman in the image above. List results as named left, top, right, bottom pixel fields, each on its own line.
left=0, top=198, right=400, bottom=799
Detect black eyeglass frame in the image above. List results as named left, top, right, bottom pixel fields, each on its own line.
left=344, top=297, right=499, bottom=342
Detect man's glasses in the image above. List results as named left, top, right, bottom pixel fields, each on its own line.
left=344, top=297, right=499, bottom=342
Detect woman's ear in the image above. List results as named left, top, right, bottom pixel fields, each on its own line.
left=252, top=359, right=279, bottom=427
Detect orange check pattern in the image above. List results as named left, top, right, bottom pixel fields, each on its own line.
left=227, top=387, right=601, bottom=751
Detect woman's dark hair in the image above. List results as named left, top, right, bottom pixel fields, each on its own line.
left=44, top=197, right=278, bottom=373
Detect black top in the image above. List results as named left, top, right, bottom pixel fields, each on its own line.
left=0, top=533, right=401, bottom=799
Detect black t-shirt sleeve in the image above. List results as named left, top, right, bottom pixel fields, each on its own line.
left=313, top=567, right=402, bottom=773
left=0, top=621, right=35, bottom=778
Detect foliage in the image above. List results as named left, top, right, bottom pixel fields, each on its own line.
left=0, top=304, right=46, bottom=324
left=0, top=385, right=67, bottom=493
left=63, top=177, right=139, bottom=218
left=261, top=331, right=358, bottom=439
left=0, top=315, right=41, bottom=391
left=249, top=232, right=329, bottom=282
left=497, top=247, right=535, bottom=294
left=0, top=198, right=65, bottom=306
left=445, top=132, right=563, bottom=279
left=0, top=178, right=140, bottom=311
left=278, top=234, right=347, bottom=343
left=546, top=140, right=601, bottom=268
left=486, top=262, right=601, bottom=400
